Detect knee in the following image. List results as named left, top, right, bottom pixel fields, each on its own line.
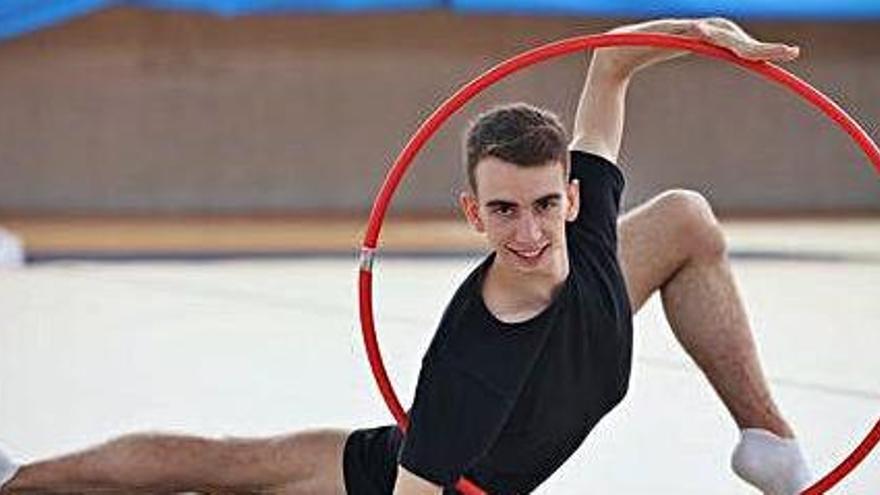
left=654, top=189, right=727, bottom=260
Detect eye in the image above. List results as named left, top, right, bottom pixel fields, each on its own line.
left=492, top=205, right=516, bottom=217
left=536, top=198, right=560, bottom=212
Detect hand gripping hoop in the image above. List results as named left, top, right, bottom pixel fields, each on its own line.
left=357, top=32, right=880, bottom=494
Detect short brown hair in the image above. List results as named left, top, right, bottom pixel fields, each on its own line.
left=464, top=103, right=569, bottom=192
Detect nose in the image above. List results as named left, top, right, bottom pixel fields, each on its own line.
left=514, top=211, right=542, bottom=244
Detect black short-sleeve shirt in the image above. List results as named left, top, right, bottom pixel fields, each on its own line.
left=398, top=151, right=634, bottom=493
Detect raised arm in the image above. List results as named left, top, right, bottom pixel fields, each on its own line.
left=570, top=18, right=800, bottom=163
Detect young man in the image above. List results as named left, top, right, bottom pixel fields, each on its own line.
left=1, top=17, right=811, bottom=495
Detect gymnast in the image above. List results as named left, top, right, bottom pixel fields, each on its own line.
left=1, top=17, right=813, bottom=495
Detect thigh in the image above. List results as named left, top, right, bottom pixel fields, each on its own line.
left=617, top=194, right=691, bottom=313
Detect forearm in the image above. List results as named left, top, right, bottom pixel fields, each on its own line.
left=570, top=53, right=631, bottom=163
left=569, top=19, right=695, bottom=163
left=569, top=17, right=798, bottom=164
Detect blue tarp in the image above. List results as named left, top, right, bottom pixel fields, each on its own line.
left=451, top=0, right=880, bottom=18
left=2, top=0, right=879, bottom=42
left=0, top=0, right=114, bottom=41
left=128, top=0, right=441, bottom=15
left=0, top=0, right=443, bottom=41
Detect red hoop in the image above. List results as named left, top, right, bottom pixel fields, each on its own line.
left=357, top=32, right=880, bottom=495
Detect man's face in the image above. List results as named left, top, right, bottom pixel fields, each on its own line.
left=460, top=157, right=580, bottom=276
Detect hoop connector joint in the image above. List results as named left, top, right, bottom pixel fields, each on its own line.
left=359, top=247, right=376, bottom=272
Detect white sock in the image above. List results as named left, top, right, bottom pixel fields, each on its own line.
left=0, top=446, right=19, bottom=491
left=731, top=428, right=812, bottom=495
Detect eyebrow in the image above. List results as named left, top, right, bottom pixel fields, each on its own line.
left=484, top=193, right=562, bottom=209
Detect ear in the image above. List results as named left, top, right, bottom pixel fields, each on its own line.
left=565, top=179, right=580, bottom=222
left=459, top=191, right=485, bottom=233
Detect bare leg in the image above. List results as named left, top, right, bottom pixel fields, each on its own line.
left=3, top=429, right=348, bottom=494
left=618, top=189, right=792, bottom=437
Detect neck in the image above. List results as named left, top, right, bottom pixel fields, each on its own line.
left=482, top=249, right=569, bottom=323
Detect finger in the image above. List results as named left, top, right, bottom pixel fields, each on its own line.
left=733, top=44, right=800, bottom=62
left=699, top=19, right=799, bottom=61
left=698, top=23, right=799, bottom=61
left=734, top=40, right=800, bottom=61
left=755, top=43, right=800, bottom=61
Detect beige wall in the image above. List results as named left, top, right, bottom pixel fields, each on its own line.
left=0, top=9, right=877, bottom=215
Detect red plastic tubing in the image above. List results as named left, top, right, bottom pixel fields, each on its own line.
left=357, top=32, right=880, bottom=495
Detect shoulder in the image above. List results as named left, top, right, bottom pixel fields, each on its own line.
left=569, top=149, right=625, bottom=186
left=420, top=255, right=494, bottom=363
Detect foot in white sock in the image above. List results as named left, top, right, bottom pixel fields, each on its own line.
left=0, top=446, right=19, bottom=492
left=731, top=428, right=813, bottom=495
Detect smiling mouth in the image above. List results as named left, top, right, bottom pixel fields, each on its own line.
left=507, top=244, right=550, bottom=261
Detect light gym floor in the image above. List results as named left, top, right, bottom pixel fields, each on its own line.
left=0, top=217, right=878, bottom=493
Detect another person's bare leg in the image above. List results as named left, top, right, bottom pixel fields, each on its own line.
left=2, top=428, right=348, bottom=494
left=618, top=190, right=810, bottom=494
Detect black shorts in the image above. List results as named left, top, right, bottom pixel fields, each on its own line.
left=343, top=425, right=402, bottom=494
